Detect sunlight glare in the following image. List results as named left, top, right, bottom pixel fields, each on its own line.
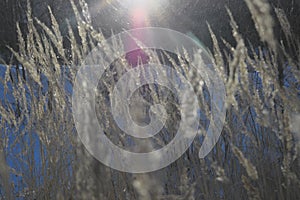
left=120, top=0, right=165, bottom=12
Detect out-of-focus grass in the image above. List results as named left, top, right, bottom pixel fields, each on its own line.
left=0, top=0, right=299, bottom=199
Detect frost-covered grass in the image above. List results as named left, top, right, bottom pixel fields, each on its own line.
left=0, top=0, right=299, bottom=199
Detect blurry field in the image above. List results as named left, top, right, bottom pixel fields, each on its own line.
left=0, top=0, right=299, bottom=199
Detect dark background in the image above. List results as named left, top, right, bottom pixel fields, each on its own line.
left=0, top=0, right=299, bottom=61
